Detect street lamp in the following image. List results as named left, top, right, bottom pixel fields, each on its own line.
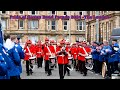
left=69, top=11, right=71, bottom=43
left=96, top=11, right=99, bottom=42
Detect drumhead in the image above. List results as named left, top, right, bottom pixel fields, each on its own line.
left=29, top=56, right=36, bottom=59
left=102, top=62, right=107, bottom=78
left=49, top=57, right=55, bottom=59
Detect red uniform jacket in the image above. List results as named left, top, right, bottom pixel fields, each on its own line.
left=56, top=46, right=68, bottom=64
left=36, top=45, right=44, bottom=58
left=24, top=45, right=36, bottom=61
left=85, top=46, right=91, bottom=54
left=77, top=46, right=86, bottom=61
left=71, top=47, right=78, bottom=60
left=43, top=45, right=55, bottom=61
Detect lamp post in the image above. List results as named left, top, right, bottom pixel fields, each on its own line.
left=69, top=11, right=71, bottom=43
left=96, top=11, right=99, bottom=42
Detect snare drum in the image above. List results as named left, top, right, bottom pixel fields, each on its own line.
left=85, top=55, right=92, bottom=59
left=49, top=57, right=56, bottom=69
left=85, top=59, right=93, bottom=70
left=29, top=56, right=36, bottom=65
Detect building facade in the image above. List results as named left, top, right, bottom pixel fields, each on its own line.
left=86, top=11, right=120, bottom=42
left=0, top=11, right=87, bottom=44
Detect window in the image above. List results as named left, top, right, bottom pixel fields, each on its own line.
left=79, top=11, right=82, bottom=15
left=77, top=21, right=84, bottom=31
left=18, top=20, right=24, bottom=29
left=78, top=21, right=82, bottom=30
left=51, top=20, right=56, bottom=30
left=64, top=35, right=69, bottom=41
left=31, top=11, right=35, bottom=14
left=28, top=20, right=38, bottom=29
left=20, top=11, right=23, bottom=14
left=64, top=11, right=67, bottom=15
left=28, top=36, right=38, bottom=43
left=63, top=20, right=68, bottom=31
left=52, top=11, right=55, bottom=15
left=1, top=19, right=7, bottom=30
left=47, top=20, right=57, bottom=31
left=2, top=11, right=6, bottom=14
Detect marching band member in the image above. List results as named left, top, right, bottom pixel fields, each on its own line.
left=77, top=42, right=88, bottom=76
left=36, top=40, right=44, bottom=68
left=43, top=38, right=53, bottom=76
left=65, top=41, right=72, bottom=76
left=49, top=39, right=56, bottom=69
left=53, top=40, right=57, bottom=68
left=24, top=40, right=36, bottom=76
left=71, top=43, right=78, bottom=69
left=0, top=43, right=8, bottom=79
left=56, top=40, right=69, bottom=79
left=4, top=35, right=21, bottom=79
left=103, top=40, right=113, bottom=78
left=91, top=42, right=100, bottom=74
left=112, top=39, right=119, bottom=72
left=15, top=36, right=25, bottom=79
left=98, top=42, right=105, bottom=74
left=76, top=41, right=83, bottom=71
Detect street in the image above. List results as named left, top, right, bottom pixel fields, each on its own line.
left=21, top=61, right=104, bottom=79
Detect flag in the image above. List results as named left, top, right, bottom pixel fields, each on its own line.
left=0, top=23, right=3, bottom=44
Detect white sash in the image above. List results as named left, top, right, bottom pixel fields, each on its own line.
left=27, top=46, right=36, bottom=59
left=83, top=47, right=92, bottom=59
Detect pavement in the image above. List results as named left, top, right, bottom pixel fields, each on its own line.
left=21, top=61, right=104, bottom=79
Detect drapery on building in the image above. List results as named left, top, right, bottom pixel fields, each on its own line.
left=86, top=11, right=120, bottom=43
left=0, top=11, right=86, bottom=44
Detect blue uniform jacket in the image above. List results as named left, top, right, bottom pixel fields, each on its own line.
left=99, top=48, right=106, bottom=62
left=0, top=51, right=8, bottom=79
left=112, top=43, right=119, bottom=62
left=91, top=46, right=99, bottom=60
left=103, top=45, right=113, bottom=63
left=15, top=43, right=24, bottom=73
left=4, top=39, right=21, bottom=77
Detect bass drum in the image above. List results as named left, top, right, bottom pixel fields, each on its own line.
left=102, top=62, right=107, bottom=78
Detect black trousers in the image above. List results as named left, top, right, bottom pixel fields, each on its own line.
left=99, top=61, right=103, bottom=74
left=93, top=60, right=100, bottom=73
left=45, top=60, right=52, bottom=75
left=107, top=62, right=114, bottom=77
left=78, top=60, right=87, bottom=75
left=73, top=59, right=77, bottom=68
left=26, top=60, right=30, bottom=75
left=114, top=61, right=119, bottom=71
left=76, top=60, right=79, bottom=71
left=26, top=60, right=33, bottom=75
left=58, top=64, right=68, bottom=79
left=37, top=57, right=43, bottom=68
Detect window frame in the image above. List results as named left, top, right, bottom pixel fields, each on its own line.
left=28, top=20, right=39, bottom=30
left=63, top=20, right=69, bottom=31
left=18, top=20, right=24, bottom=30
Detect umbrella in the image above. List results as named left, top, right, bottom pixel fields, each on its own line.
left=0, top=23, right=3, bottom=44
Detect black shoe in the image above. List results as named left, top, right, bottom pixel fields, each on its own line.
left=67, top=73, right=70, bottom=76
left=80, top=72, right=83, bottom=74
left=45, top=71, right=48, bottom=74
left=83, top=74, right=87, bottom=76
left=47, top=73, right=52, bottom=76
left=27, top=73, right=30, bottom=76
